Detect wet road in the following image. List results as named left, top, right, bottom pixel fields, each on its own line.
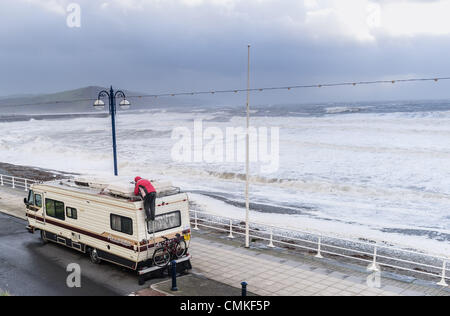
left=0, top=212, right=157, bottom=296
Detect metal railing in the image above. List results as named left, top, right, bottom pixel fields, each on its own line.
left=0, top=174, right=37, bottom=192
left=190, top=209, right=450, bottom=287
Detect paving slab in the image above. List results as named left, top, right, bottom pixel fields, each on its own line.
left=150, top=274, right=257, bottom=296
left=189, top=234, right=450, bottom=296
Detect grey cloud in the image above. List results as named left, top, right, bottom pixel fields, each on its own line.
left=1, top=0, right=450, bottom=105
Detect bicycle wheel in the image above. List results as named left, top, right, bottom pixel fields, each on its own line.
left=175, top=239, right=187, bottom=258
left=152, top=247, right=171, bottom=267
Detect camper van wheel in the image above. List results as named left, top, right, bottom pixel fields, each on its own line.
left=89, top=248, right=102, bottom=264
left=40, top=230, right=48, bottom=244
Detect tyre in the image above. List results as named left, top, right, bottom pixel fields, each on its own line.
left=40, top=230, right=48, bottom=244
left=152, top=247, right=170, bottom=267
left=175, top=240, right=187, bottom=258
left=89, top=248, right=102, bottom=264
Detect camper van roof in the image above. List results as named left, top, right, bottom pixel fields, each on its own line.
left=38, top=179, right=106, bottom=195
left=35, top=177, right=178, bottom=201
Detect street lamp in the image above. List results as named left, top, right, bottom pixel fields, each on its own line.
left=93, top=86, right=131, bottom=176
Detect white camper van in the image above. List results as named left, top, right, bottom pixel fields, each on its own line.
left=24, top=177, right=192, bottom=283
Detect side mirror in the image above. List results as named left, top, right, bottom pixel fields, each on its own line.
left=23, top=198, right=28, bottom=205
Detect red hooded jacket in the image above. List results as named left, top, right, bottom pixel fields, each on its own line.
left=134, top=177, right=156, bottom=197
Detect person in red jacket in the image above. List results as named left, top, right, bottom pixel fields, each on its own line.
left=134, top=176, right=156, bottom=221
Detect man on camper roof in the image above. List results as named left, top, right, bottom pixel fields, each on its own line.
left=134, top=176, right=156, bottom=221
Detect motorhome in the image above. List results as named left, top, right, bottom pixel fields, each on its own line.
left=24, top=177, right=192, bottom=282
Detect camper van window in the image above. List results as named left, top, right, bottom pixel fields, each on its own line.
left=27, top=190, right=34, bottom=205
left=45, top=199, right=65, bottom=221
left=110, top=214, right=133, bottom=235
left=34, top=194, right=42, bottom=208
left=66, top=207, right=77, bottom=219
left=148, top=211, right=181, bottom=233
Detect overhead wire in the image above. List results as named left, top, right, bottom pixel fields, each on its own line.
left=1, top=76, right=449, bottom=108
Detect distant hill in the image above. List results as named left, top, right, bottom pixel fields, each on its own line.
left=0, top=86, right=204, bottom=115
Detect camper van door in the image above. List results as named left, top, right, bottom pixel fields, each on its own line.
left=26, top=189, right=36, bottom=226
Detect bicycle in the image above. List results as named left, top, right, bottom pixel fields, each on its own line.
left=152, top=234, right=187, bottom=267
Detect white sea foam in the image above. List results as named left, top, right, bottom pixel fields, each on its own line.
left=325, top=106, right=368, bottom=114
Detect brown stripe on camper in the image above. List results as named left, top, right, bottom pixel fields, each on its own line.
left=138, top=232, right=185, bottom=252
left=26, top=213, right=136, bottom=251
left=100, top=232, right=136, bottom=247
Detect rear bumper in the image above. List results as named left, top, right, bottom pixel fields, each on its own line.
left=138, top=254, right=192, bottom=275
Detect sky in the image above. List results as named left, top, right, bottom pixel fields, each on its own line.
left=2, top=0, right=450, bottom=105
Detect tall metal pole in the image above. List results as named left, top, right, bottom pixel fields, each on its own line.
left=245, top=45, right=251, bottom=248
left=109, top=86, right=119, bottom=176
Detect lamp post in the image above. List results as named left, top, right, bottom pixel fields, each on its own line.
left=93, top=86, right=130, bottom=176
left=245, top=45, right=250, bottom=248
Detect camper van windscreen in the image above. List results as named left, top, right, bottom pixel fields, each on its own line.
left=148, top=211, right=181, bottom=234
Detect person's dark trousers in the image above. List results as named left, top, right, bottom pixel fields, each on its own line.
left=144, top=192, right=157, bottom=221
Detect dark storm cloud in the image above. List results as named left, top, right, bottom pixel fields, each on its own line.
left=2, top=0, right=450, bottom=105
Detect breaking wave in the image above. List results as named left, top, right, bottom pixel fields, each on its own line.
left=325, top=106, right=367, bottom=114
